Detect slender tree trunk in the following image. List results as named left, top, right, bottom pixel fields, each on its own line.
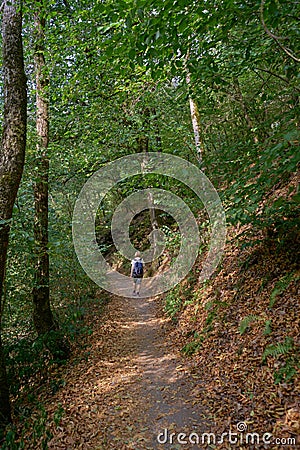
left=138, top=109, right=160, bottom=264
left=151, top=108, right=162, bottom=152
left=32, top=7, right=54, bottom=335
left=189, top=97, right=202, bottom=163
left=186, top=73, right=203, bottom=165
left=32, top=6, right=69, bottom=358
left=0, top=0, right=27, bottom=427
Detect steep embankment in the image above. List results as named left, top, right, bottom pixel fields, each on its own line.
left=167, top=223, right=300, bottom=448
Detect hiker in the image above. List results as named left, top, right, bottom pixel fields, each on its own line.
left=131, top=251, right=144, bottom=296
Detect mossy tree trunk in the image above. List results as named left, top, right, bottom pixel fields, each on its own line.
left=32, top=4, right=69, bottom=359
left=0, top=0, right=27, bottom=427
left=32, top=5, right=53, bottom=335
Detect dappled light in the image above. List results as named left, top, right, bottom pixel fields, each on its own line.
left=0, top=0, right=298, bottom=448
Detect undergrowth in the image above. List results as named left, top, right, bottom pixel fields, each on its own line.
left=262, top=337, right=300, bottom=384
left=3, top=291, right=106, bottom=415
left=0, top=404, right=64, bottom=450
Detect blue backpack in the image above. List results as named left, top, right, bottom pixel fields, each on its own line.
left=133, top=260, right=143, bottom=278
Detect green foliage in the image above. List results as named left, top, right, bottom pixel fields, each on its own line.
left=164, top=285, right=182, bottom=319
left=273, top=357, right=300, bottom=384
left=181, top=314, right=217, bottom=356
left=205, top=310, right=217, bottom=332
left=263, top=319, right=272, bottom=336
left=4, top=338, right=46, bottom=396
left=262, top=337, right=299, bottom=384
left=182, top=333, right=204, bottom=356
left=269, top=272, right=297, bottom=308
left=262, top=337, right=294, bottom=363
left=226, top=124, right=299, bottom=226
left=161, top=225, right=181, bottom=260
left=181, top=297, right=220, bottom=356
left=239, top=315, right=262, bottom=335
left=4, top=293, right=99, bottom=397
left=164, top=266, right=199, bottom=319
left=0, top=404, right=64, bottom=450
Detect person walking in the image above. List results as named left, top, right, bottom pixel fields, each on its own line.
left=131, top=251, right=144, bottom=296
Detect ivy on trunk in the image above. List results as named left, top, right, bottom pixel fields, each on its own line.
left=0, top=0, right=27, bottom=427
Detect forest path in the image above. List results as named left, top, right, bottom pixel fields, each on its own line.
left=46, top=293, right=211, bottom=449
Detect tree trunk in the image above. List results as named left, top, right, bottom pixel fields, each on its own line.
left=32, top=6, right=69, bottom=359
left=151, top=108, right=162, bottom=152
left=0, top=0, right=27, bottom=427
left=186, top=73, right=203, bottom=165
left=138, top=109, right=160, bottom=265
left=189, top=96, right=203, bottom=163
left=32, top=8, right=53, bottom=335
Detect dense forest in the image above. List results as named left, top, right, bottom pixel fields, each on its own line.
left=0, top=0, right=299, bottom=448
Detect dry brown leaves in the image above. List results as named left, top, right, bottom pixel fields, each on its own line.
left=167, top=225, right=300, bottom=449
left=10, top=220, right=299, bottom=450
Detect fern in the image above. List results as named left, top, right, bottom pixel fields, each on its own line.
left=269, top=272, right=296, bottom=308
left=264, top=319, right=272, bottom=335
left=239, top=315, right=261, bottom=335
left=274, top=359, right=299, bottom=384
left=182, top=334, right=205, bottom=356
left=262, top=337, right=294, bottom=363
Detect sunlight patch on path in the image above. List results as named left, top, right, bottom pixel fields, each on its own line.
left=45, top=293, right=210, bottom=449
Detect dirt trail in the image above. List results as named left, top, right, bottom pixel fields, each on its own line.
left=46, top=294, right=211, bottom=449
left=133, top=295, right=210, bottom=449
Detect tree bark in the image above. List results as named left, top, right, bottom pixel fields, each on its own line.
left=0, top=0, right=27, bottom=427
left=189, top=97, right=203, bottom=163
left=186, top=73, right=203, bottom=165
left=138, top=109, right=160, bottom=264
left=32, top=5, right=69, bottom=359
left=32, top=7, right=54, bottom=335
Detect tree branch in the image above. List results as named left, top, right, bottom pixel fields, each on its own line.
left=253, top=67, right=300, bottom=92
left=260, top=0, right=300, bottom=63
